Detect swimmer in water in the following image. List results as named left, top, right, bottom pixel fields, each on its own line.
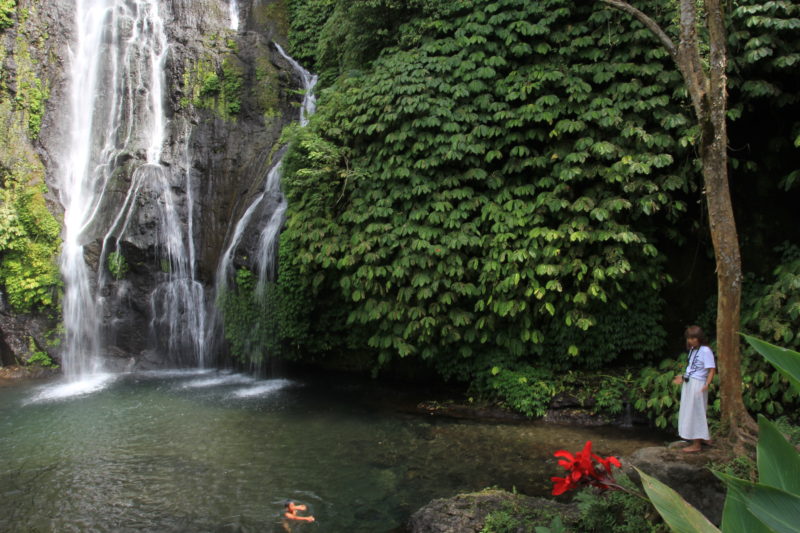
left=282, top=501, right=315, bottom=531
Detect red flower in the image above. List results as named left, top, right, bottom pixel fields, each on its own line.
left=550, top=440, right=621, bottom=495
left=550, top=474, right=576, bottom=496
left=592, top=452, right=622, bottom=477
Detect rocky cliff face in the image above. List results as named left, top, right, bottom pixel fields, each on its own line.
left=0, top=0, right=70, bottom=367
left=0, top=0, right=302, bottom=369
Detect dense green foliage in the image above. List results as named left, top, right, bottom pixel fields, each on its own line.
left=220, top=238, right=350, bottom=366
left=727, top=1, right=800, bottom=194
left=274, top=0, right=695, bottom=381
left=217, top=0, right=800, bottom=424
left=0, top=174, right=61, bottom=312
left=573, top=474, right=667, bottom=533
left=220, top=268, right=269, bottom=365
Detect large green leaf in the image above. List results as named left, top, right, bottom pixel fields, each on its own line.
left=636, top=468, right=721, bottom=533
left=757, top=415, right=800, bottom=494
left=715, top=472, right=800, bottom=533
left=742, top=334, right=800, bottom=392
left=720, top=489, right=775, bottom=533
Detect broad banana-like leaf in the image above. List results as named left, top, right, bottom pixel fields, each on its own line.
left=636, top=468, right=721, bottom=533
left=757, top=415, right=800, bottom=494
left=719, top=487, right=775, bottom=533
left=714, top=472, right=800, bottom=533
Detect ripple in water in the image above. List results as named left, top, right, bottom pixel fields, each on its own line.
left=25, top=373, right=117, bottom=404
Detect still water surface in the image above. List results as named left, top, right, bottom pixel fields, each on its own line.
left=1, top=371, right=665, bottom=532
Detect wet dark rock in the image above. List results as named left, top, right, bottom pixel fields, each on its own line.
left=417, top=401, right=529, bottom=422
left=408, top=489, right=578, bottom=533
left=623, top=445, right=726, bottom=525
left=0, top=303, right=59, bottom=368
left=417, top=399, right=645, bottom=428
left=0, top=365, right=59, bottom=381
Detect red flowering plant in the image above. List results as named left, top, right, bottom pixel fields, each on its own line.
left=550, top=440, right=626, bottom=496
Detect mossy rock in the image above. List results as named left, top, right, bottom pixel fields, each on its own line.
left=251, top=0, right=290, bottom=45
left=408, top=489, right=579, bottom=533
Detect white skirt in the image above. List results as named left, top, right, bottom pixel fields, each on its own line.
left=678, top=378, right=709, bottom=440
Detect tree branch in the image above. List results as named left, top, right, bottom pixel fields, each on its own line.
left=678, top=0, right=709, bottom=118
left=600, top=0, right=677, bottom=58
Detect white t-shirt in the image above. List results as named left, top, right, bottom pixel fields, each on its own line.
left=684, top=345, right=716, bottom=382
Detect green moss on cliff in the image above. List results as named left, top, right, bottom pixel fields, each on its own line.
left=182, top=33, right=284, bottom=122
left=0, top=0, right=15, bottom=30
left=0, top=100, right=62, bottom=312
left=0, top=2, right=60, bottom=312
left=254, top=54, right=280, bottom=119
left=253, top=0, right=290, bottom=44
left=106, top=251, right=129, bottom=280
left=11, top=12, right=50, bottom=138
left=181, top=37, right=245, bottom=120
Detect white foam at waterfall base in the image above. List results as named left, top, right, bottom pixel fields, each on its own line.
left=231, top=379, right=293, bottom=398
left=180, top=373, right=256, bottom=389
left=135, top=368, right=215, bottom=379
left=25, top=373, right=117, bottom=404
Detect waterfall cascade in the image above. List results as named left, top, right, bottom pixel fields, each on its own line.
left=229, top=0, right=239, bottom=31
left=254, top=44, right=317, bottom=293
left=216, top=43, right=317, bottom=295
left=56, top=0, right=312, bottom=379
left=59, top=0, right=205, bottom=378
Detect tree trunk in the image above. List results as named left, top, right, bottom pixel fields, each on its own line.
left=699, top=116, right=755, bottom=444
left=601, top=0, right=757, bottom=446
left=702, top=0, right=757, bottom=445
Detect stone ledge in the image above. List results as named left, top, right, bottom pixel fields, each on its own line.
left=0, top=365, right=58, bottom=381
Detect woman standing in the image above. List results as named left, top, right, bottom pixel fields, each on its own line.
left=673, top=325, right=716, bottom=452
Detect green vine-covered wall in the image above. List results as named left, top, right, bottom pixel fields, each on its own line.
left=210, top=0, right=800, bottom=420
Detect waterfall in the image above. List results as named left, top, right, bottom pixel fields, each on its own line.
left=229, top=0, right=239, bottom=31
left=59, top=0, right=206, bottom=377
left=214, top=43, right=317, bottom=340
left=60, top=0, right=122, bottom=379
left=214, top=161, right=281, bottom=295
left=251, top=45, right=317, bottom=294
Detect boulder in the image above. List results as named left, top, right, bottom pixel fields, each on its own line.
left=0, top=303, right=58, bottom=368
left=408, top=489, right=578, bottom=533
left=623, top=445, right=727, bottom=525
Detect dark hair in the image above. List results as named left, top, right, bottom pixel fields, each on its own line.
left=684, top=325, right=708, bottom=345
